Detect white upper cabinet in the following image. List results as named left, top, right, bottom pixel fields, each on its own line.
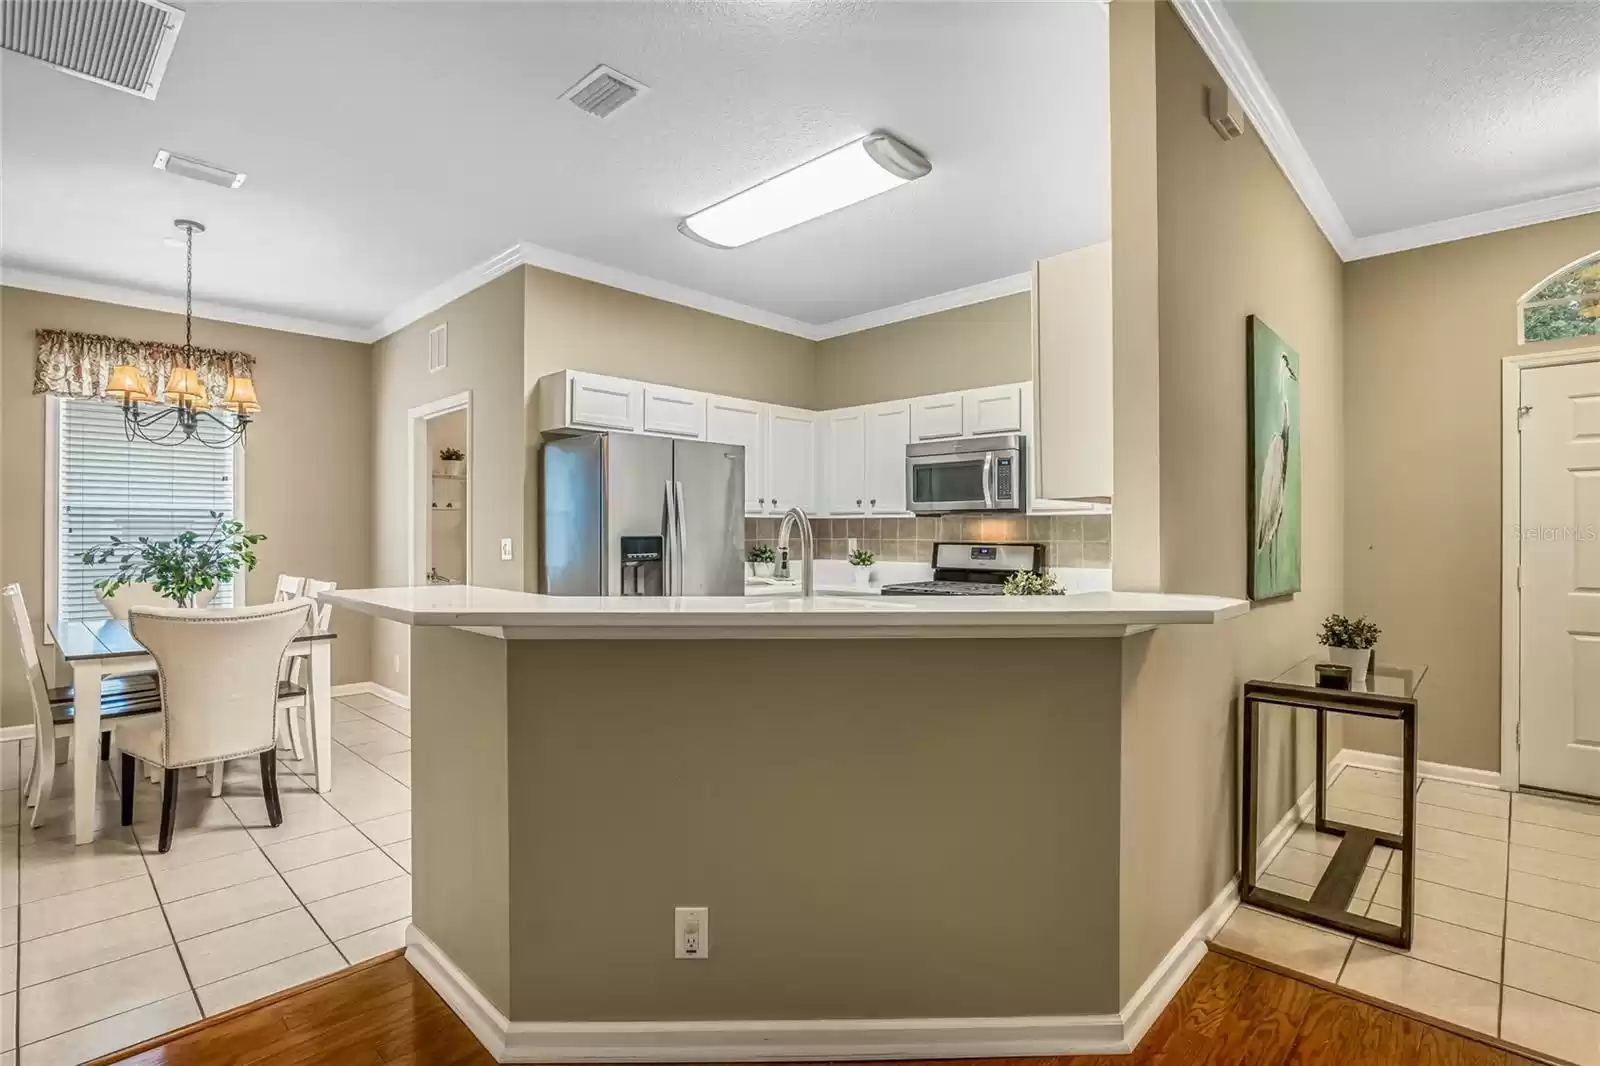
left=642, top=384, right=707, bottom=438
left=538, top=370, right=643, bottom=433
left=911, top=393, right=965, bottom=440
left=765, top=407, right=816, bottom=515
left=864, top=403, right=911, bottom=514
left=825, top=410, right=867, bottom=514
left=707, top=398, right=766, bottom=512
left=965, top=385, right=1024, bottom=435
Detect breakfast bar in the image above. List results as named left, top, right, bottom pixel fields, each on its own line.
left=323, top=585, right=1247, bottom=1062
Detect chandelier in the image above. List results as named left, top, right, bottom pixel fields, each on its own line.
left=105, top=220, right=259, bottom=449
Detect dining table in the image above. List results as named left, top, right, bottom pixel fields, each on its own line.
left=48, top=617, right=337, bottom=845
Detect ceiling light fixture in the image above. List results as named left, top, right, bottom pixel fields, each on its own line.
left=679, top=130, right=931, bottom=249
left=153, top=150, right=247, bottom=190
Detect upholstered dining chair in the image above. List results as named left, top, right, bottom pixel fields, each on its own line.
left=2, top=584, right=162, bottom=827
left=119, top=598, right=312, bottom=852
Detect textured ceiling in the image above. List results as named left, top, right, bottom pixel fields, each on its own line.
left=0, top=1, right=1109, bottom=333
left=1224, top=0, right=1600, bottom=240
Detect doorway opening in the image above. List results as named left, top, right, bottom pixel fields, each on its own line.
left=408, top=392, right=473, bottom=592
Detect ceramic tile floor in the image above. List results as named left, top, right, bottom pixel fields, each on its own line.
left=1216, top=762, right=1600, bottom=1065
left=0, top=691, right=412, bottom=1065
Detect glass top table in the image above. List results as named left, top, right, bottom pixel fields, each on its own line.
left=1269, top=657, right=1428, bottom=700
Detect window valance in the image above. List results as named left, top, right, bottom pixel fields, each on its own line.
left=32, top=329, right=256, bottom=404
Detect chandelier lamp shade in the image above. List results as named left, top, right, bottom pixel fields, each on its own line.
left=107, top=220, right=258, bottom=449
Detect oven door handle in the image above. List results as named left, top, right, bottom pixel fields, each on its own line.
left=982, top=454, right=994, bottom=509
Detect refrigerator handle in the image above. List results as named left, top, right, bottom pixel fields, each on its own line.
left=664, top=479, right=681, bottom=595
left=673, top=481, right=688, bottom=595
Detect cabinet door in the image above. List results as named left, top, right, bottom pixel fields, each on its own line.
left=569, top=373, right=642, bottom=431
left=825, top=410, right=867, bottom=514
left=707, top=398, right=766, bottom=513
left=766, top=407, right=815, bottom=515
left=911, top=393, right=965, bottom=440
left=865, top=403, right=911, bottom=514
left=642, top=385, right=707, bottom=438
left=965, top=385, right=1024, bottom=435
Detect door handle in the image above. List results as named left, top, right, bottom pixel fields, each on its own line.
left=982, top=455, right=994, bottom=509
left=664, top=480, right=681, bottom=595
left=673, top=481, right=688, bottom=595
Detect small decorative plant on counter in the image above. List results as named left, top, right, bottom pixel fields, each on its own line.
left=748, top=543, right=777, bottom=579
left=848, top=547, right=875, bottom=587
left=82, top=512, right=266, bottom=608
left=1317, top=613, right=1381, bottom=683
left=438, top=446, right=466, bottom=476
left=1002, top=570, right=1063, bottom=596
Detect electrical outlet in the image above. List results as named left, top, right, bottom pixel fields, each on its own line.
left=500, top=537, right=514, bottom=561
left=674, top=906, right=708, bottom=959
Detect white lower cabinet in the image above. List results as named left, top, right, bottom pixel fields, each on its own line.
left=825, top=410, right=867, bottom=514
left=765, top=407, right=816, bottom=516
left=865, top=403, right=911, bottom=514
left=707, top=398, right=765, bottom=512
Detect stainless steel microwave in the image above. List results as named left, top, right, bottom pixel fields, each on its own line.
left=905, top=435, right=1025, bottom=515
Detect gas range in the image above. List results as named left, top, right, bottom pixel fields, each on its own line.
left=878, top=541, right=1045, bottom=597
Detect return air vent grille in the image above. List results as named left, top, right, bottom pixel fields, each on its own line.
left=2, top=0, right=185, bottom=100
left=561, top=64, right=649, bottom=119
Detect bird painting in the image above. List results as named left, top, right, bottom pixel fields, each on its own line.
left=1247, top=317, right=1301, bottom=600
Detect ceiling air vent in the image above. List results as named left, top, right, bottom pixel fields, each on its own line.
left=560, top=64, right=649, bottom=119
left=2, top=0, right=185, bottom=100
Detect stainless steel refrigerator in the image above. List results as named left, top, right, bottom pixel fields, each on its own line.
left=541, top=432, right=745, bottom=596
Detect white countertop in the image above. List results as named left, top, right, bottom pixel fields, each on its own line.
left=322, top=585, right=1249, bottom=639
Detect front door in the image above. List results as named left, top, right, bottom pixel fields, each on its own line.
left=1520, top=360, right=1600, bottom=797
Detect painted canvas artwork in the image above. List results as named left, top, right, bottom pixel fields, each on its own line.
left=1247, top=315, right=1301, bottom=600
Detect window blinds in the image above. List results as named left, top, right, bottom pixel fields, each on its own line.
left=57, top=398, right=236, bottom=623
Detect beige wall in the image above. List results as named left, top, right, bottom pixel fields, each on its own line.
left=1112, top=3, right=1346, bottom=1002
left=1342, top=213, right=1600, bottom=770
left=0, top=288, right=374, bottom=725
left=810, top=293, right=1033, bottom=410
left=370, top=270, right=526, bottom=694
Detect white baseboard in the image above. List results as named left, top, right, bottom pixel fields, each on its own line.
left=330, top=681, right=409, bottom=709
left=1117, top=877, right=1239, bottom=1051
left=1332, top=748, right=1502, bottom=790
left=408, top=924, right=1149, bottom=1062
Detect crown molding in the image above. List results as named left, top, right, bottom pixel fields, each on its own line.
left=0, top=267, right=371, bottom=343
left=367, top=243, right=526, bottom=342
left=810, top=272, right=1033, bottom=341
left=1170, top=0, right=1357, bottom=260
left=1347, top=184, right=1600, bottom=261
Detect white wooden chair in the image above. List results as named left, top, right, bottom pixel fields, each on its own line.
left=278, top=580, right=336, bottom=763
left=2, top=584, right=161, bottom=827
left=274, top=575, right=306, bottom=602
left=119, top=599, right=312, bottom=852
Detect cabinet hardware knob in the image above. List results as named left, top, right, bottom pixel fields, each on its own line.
left=856, top=499, right=863, bottom=506
left=870, top=499, right=877, bottom=506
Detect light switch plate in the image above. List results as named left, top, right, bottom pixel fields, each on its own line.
left=500, top=538, right=514, bottom=561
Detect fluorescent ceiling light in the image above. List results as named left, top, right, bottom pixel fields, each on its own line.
left=680, top=131, right=930, bottom=249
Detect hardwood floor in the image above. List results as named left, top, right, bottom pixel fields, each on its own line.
left=96, top=950, right=1558, bottom=1066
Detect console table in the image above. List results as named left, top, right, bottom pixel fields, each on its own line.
left=1240, top=657, right=1425, bottom=949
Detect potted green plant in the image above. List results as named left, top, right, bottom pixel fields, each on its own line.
left=82, top=512, right=266, bottom=612
left=1318, top=613, right=1381, bottom=683
left=848, top=547, right=875, bottom=587
left=438, top=446, right=466, bottom=477
left=748, top=543, right=777, bottom=579
left=1003, top=571, right=1063, bottom=596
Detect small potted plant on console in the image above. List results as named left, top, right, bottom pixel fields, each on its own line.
left=848, top=547, right=876, bottom=588
left=1318, top=613, right=1381, bottom=683
left=438, top=446, right=466, bottom=477
left=748, top=543, right=776, bottom=579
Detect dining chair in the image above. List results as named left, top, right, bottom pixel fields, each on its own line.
left=278, top=580, right=336, bottom=763
left=2, top=584, right=161, bottom=827
left=119, top=598, right=312, bottom=852
left=275, top=575, right=306, bottom=601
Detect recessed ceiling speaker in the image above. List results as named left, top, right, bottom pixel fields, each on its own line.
left=1, top=0, right=185, bottom=100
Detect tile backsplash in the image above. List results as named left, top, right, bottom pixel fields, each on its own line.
left=744, top=514, right=1110, bottom=568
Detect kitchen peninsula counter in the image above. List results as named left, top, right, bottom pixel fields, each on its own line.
left=323, top=584, right=1247, bottom=639
left=327, top=584, right=1250, bottom=1062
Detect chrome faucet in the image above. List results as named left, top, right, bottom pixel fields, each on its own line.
left=776, top=507, right=815, bottom=599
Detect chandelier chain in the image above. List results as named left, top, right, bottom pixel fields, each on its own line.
left=184, top=222, right=194, bottom=356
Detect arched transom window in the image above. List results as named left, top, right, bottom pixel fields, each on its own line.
left=1521, top=251, right=1600, bottom=343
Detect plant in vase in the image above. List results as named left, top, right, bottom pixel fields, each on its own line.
left=748, top=543, right=777, bottom=579
left=848, top=548, right=875, bottom=587
left=1317, top=613, right=1381, bottom=683
left=1002, top=570, right=1063, bottom=596
left=438, top=446, right=466, bottom=477
left=82, top=512, right=266, bottom=609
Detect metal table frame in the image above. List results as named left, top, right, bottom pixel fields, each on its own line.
left=1240, top=662, right=1418, bottom=949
